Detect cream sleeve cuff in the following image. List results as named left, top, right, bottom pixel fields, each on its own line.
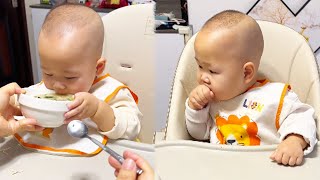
left=185, top=98, right=210, bottom=123
left=98, top=87, right=142, bottom=140
left=99, top=108, right=141, bottom=140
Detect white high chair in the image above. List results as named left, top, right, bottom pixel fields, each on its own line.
left=101, top=4, right=155, bottom=144
left=155, top=21, right=320, bottom=179
left=0, top=5, right=155, bottom=180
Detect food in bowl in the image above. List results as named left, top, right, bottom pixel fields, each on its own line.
left=34, top=93, right=74, bottom=101
left=18, top=90, right=74, bottom=128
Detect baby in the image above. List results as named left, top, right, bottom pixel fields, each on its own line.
left=185, top=10, right=317, bottom=166
left=15, top=3, right=142, bottom=155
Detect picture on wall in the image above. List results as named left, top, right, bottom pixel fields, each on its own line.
left=248, top=0, right=320, bottom=55
left=280, top=0, right=310, bottom=16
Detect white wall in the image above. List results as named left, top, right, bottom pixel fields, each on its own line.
left=24, top=0, right=40, bottom=83
left=188, top=0, right=260, bottom=33
left=316, top=51, right=320, bottom=68
left=155, top=33, right=184, bottom=131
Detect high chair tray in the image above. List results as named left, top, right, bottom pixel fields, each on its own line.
left=156, top=140, right=320, bottom=180
left=0, top=137, right=154, bottom=179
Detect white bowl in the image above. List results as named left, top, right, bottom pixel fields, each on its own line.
left=18, top=88, right=71, bottom=128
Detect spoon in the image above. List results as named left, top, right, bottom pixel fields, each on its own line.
left=67, top=120, right=143, bottom=175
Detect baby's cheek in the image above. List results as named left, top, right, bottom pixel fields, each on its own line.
left=43, top=81, right=53, bottom=90
left=196, top=77, right=202, bottom=85
left=68, top=85, right=85, bottom=94
left=76, top=81, right=92, bottom=92
left=211, top=86, right=224, bottom=98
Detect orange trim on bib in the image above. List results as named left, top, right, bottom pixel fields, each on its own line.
left=246, top=79, right=269, bottom=92
left=104, top=85, right=127, bottom=103
left=128, top=88, right=138, bottom=104
left=275, top=84, right=291, bottom=130
left=257, top=79, right=269, bottom=86
left=14, top=133, right=108, bottom=156
left=91, top=73, right=139, bottom=104
left=93, top=73, right=110, bottom=85
left=42, top=128, right=54, bottom=138
left=104, top=85, right=138, bottom=104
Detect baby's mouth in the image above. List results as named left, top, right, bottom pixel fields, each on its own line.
left=203, top=83, right=211, bottom=89
left=204, top=84, right=214, bottom=94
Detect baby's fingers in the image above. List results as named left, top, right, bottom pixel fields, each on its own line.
left=196, top=90, right=209, bottom=107
left=270, top=150, right=284, bottom=164
left=189, top=97, right=203, bottom=110
left=270, top=151, right=276, bottom=161
left=295, top=156, right=303, bottom=166
left=67, top=97, right=83, bottom=110
left=288, top=156, right=298, bottom=166
left=203, top=89, right=214, bottom=102
left=280, top=154, right=290, bottom=165
left=64, top=107, right=81, bottom=120
left=65, top=100, right=89, bottom=120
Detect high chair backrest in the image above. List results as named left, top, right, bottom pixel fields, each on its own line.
left=165, top=20, right=320, bottom=140
left=101, top=4, right=155, bottom=143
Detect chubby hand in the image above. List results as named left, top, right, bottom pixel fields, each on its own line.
left=270, top=134, right=307, bottom=166
left=188, top=84, right=214, bottom=110
left=64, top=92, right=99, bottom=123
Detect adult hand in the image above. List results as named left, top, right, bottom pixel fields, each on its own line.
left=108, top=150, right=154, bottom=180
left=0, top=83, right=43, bottom=137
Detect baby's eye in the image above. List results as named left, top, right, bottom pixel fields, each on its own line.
left=65, top=77, right=77, bottom=80
left=209, top=70, right=217, bottom=74
left=44, top=73, right=53, bottom=76
left=198, top=65, right=203, bottom=69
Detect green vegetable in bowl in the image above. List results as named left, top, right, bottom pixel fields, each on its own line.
left=34, top=93, right=74, bottom=101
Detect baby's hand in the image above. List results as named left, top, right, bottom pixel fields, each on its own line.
left=64, top=92, right=99, bottom=124
left=270, top=134, right=307, bottom=166
left=188, top=84, right=214, bottom=110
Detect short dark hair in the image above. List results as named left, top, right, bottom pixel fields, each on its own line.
left=202, top=10, right=246, bottom=31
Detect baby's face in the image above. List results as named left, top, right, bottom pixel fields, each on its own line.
left=194, top=30, right=248, bottom=101
left=38, top=33, right=98, bottom=95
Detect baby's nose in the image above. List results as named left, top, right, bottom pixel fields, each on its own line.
left=201, top=75, right=210, bottom=84
left=53, top=81, right=66, bottom=92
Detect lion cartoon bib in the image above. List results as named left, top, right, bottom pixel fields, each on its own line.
left=209, top=80, right=290, bottom=146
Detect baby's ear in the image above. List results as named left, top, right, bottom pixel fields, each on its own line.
left=96, top=57, right=106, bottom=75
left=243, top=62, right=255, bottom=84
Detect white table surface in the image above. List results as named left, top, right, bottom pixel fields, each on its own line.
left=156, top=140, right=320, bottom=180
left=0, top=137, right=154, bottom=180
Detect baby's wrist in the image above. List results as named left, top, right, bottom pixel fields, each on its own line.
left=187, top=99, right=195, bottom=109
left=286, top=134, right=308, bottom=149
left=188, top=101, right=199, bottom=110
left=90, top=100, right=100, bottom=121
left=90, top=101, right=115, bottom=132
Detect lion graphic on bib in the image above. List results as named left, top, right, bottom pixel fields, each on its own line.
left=215, top=115, right=260, bottom=146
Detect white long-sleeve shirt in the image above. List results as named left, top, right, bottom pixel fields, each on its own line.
left=186, top=81, right=317, bottom=155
